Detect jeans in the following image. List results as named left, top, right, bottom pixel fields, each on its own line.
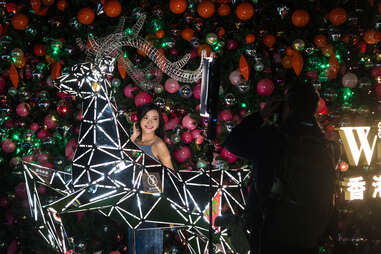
left=128, top=224, right=163, bottom=254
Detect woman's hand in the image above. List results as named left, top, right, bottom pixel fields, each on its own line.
left=130, top=122, right=140, bottom=142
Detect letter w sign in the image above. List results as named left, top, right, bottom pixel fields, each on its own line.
left=339, top=127, right=378, bottom=166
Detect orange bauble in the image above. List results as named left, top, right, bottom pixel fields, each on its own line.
left=364, top=29, right=381, bottom=44
left=11, top=14, right=29, bottom=30
left=30, top=0, right=41, bottom=12
left=314, top=34, right=327, bottom=48
left=328, top=8, right=347, bottom=26
left=155, top=29, right=165, bottom=39
left=197, top=1, right=215, bottom=19
left=33, top=44, right=46, bottom=56
left=263, top=34, right=276, bottom=48
left=104, top=0, right=122, bottom=18
left=77, top=8, right=95, bottom=25
left=245, top=34, right=255, bottom=43
left=236, top=2, right=254, bottom=21
left=169, top=0, right=187, bottom=14
left=42, top=0, right=55, bottom=6
left=197, top=44, right=212, bottom=56
left=217, top=4, right=230, bottom=16
left=181, top=28, right=194, bottom=41
left=281, top=56, right=292, bottom=69
left=56, top=0, right=67, bottom=11
left=217, top=27, right=225, bottom=37
left=291, top=9, right=310, bottom=27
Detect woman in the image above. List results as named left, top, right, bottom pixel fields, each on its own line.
left=128, top=103, right=173, bottom=254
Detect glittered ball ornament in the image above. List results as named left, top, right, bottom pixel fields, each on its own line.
left=291, top=9, right=310, bottom=27
left=2, top=139, right=16, bottom=153
left=174, top=146, right=191, bottom=163
left=44, top=114, right=58, bottom=129
left=257, top=78, right=274, bottom=96
left=16, top=102, right=30, bottom=117
left=342, top=72, right=358, bottom=88
left=181, top=132, right=193, bottom=144
left=165, top=78, right=181, bottom=93
left=219, top=109, right=233, bottom=121
left=104, top=0, right=122, bottom=18
left=123, top=85, right=138, bottom=98
left=134, top=91, right=152, bottom=107
left=236, top=2, right=254, bottom=21
left=206, top=33, right=218, bottom=45
left=11, top=13, right=29, bottom=30
left=179, top=85, right=193, bottom=98
left=169, top=0, right=187, bottom=14
left=77, top=8, right=95, bottom=25
left=292, top=39, right=305, bottom=51
left=197, top=1, right=215, bottom=19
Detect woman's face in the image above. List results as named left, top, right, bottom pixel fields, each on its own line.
left=140, top=109, right=160, bottom=135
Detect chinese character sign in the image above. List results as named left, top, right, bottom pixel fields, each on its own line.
left=344, top=175, right=381, bottom=200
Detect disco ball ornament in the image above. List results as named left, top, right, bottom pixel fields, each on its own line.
left=154, top=84, right=164, bottom=94
left=153, top=97, right=165, bottom=108
left=254, top=62, right=264, bottom=72
left=112, top=78, right=121, bottom=87
left=179, top=85, right=193, bottom=98
left=292, top=39, right=305, bottom=51
left=238, top=82, right=250, bottom=93
left=224, top=93, right=236, bottom=106
left=171, top=133, right=181, bottom=143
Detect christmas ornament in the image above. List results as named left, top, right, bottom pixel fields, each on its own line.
left=219, top=109, right=233, bottom=121
left=217, top=4, right=230, bottom=16
left=165, top=78, right=181, bottom=93
left=181, top=132, right=193, bottom=144
left=182, top=114, right=197, bottom=130
left=363, top=29, right=381, bottom=44
left=292, top=39, right=305, bottom=51
left=229, top=69, right=242, bottom=85
left=56, top=0, right=68, bottom=11
left=193, top=83, right=201, bottom=99
left=314, top=34, right=327, bottom=48
left=169, top=0, right=187, bottom=14
left=33, top=44, right=46, bottom=56
left=291, top=51, right=303, bottom=76
left=179, top=85, right=193, bottom=98
left=327, top=8, right=347, bottom=26
left=220, top=147, right=237, bottom=163
left=206, top=33, right=218, bottom=45
left=257, top=78, right=274, bottom=96
left=291, top=9, right=310, bottom=27
left=104, top=0, right=122, bottom=18
left=173, top=145, right=191, bottom=163
left=254, top=61, right=264, bottom=72
left=2, top=139, right=16, bottom=153
left=236, top=2, right=254, bottom=21
left=181, top=28, right=194, bottom=41
left=239, top=55, right=250, bottom=80
left=16, top=103, right=30, bottom=117
left=77, top=8, right=95, bottom=25
left=11, top=13, right=29, bottom=30
left=342, top=72, right=358, bottom=88
left=263, top=34, right=276, bottom=48
left=197, top=1, right=215, bottom=19
left=245, top=34, right=255, bottom=44
left=224, top=93, right=236, bottom=106
left=134, top=91, right=152, bottom=106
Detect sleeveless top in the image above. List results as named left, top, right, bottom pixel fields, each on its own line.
left=137, top=144, right=159, bottom=162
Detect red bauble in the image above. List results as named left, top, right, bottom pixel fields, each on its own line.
left=77, top=8, right=95, bottom=25
left=104, top=0, right=122, bottom=18
left=56, top=0, right=68, bottom=11
left=57, top=104, right=69, bottom=115
left=2, top=139, right=16, bottom=153
left=33, top=44, right=46, bottom=56
left=12, top=13, right=29, bottom=30
left=174, top=146, right=192, bottom=163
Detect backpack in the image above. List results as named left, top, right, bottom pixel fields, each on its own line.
left=264, top=131, right=338, bottom=248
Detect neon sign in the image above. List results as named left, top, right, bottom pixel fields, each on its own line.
left=344, top=175, right=381, bottom=200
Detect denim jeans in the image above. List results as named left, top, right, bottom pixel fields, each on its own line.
left=128, top=224, right=163, bottom=254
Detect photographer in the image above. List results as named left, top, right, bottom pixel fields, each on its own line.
left=222, top=82, right=339, bottom=254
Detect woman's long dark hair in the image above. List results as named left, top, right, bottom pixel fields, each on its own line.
left=136, top=103, right=165, bottom=140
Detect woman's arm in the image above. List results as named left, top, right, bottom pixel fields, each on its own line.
left=154, top=140, right=174, bottom=170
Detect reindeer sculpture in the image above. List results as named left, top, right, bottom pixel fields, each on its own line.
left=22, top=14, right=251, bottom=254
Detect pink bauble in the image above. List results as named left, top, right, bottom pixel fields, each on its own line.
left=193, top=84, right=201, bottom=100
left=219, top=109, right=233, bottom=121
left=0, top=196, right=9, bottom=207
left=40, top=162, right=54, bottom=169
left=65, top=138, right=78, bottom=160
left=37, top=152, right=49, bottom=162
left=232, top=114, right=241, bottom=124
left=371, top=66, right=381, bottom=78
left=15, top=182, right=26, bottom=199
left=174, top=146, right=192, bottom=163
left=134, top=91, right=152, bottom=107
left=165, top=78, right=181, bottom=93
left=220, top=147, right=237, bottom=164
left=2, top=139, right=16, bottom=153
left=182, top=114, right=197, bottom=130
left=165, top=117, right=180, bottom=131
left=259, top=102, right=266, bottom=111
left=191, top=129, right=204, bottom=144
left=37, top=129, right=49, bottom=140
left=256, top=78, right=274, bottom=96
left=4, top=119, right=14, bottom=129
left=216, top=124, right=223, bottom=135
left=44, top=114, right=57, bottom=129
left=0, top=76, right=5, bottom=91
left=22, top=154, right=34, bottom=162
left=181, top=132, right=193, bottom=144
left=162, top=113, right=168, bottom=123
left=123, top=85, right=138, bottom=98
left=306, top=70, right=318, bottom=80
left=317, top=98, right=327, bottom=114
left=229, top=70, right=242, bottom=86
left=240, top=109, right=247, bottom=117
left=30, top=122, right=39, bottom=132
left=226, top=39, right=238, bottom=50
